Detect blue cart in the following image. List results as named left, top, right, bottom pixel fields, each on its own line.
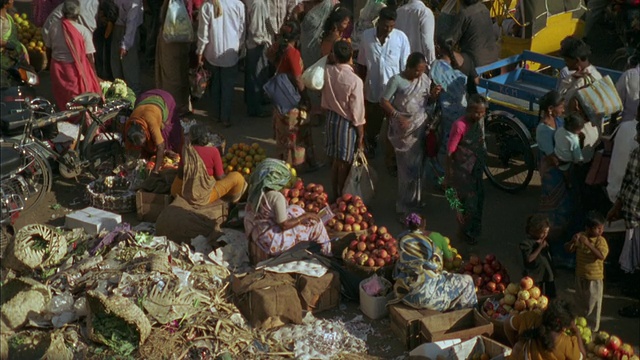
left=474, top=50, right=622, bottom=193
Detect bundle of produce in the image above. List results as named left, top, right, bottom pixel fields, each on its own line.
left=586, top=330, right=637, bottom=360
left=343, top=226, right=399, bottom=269
left=146, top=154, right=180, bottom=172
left=100, top=79, right=136, bottom=105
left=281, top=179, right=329, bottom=214
left=327, top=194, right=375, bottom=233
left=222, top=142, right=266, bottom=179
left=461, top=254, right=510, bottom=297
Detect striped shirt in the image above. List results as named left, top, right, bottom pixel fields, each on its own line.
left=575, top=233, right=609, bottom=281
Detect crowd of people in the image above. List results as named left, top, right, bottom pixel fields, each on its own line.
left=1, top=0, right=639, bottom=351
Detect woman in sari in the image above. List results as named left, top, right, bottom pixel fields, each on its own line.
left=380, top=53, right=441, bottom=217
left=392, top=213, right=477, bottom=312
left=171, top=124, right=247, bottom=206
left=320, top=4, right=351, bottom=58
left=244, top=159, right=331, bottom=263
left=269, top=21, right=320, bottom=171
left=1, top=0, right=30, bottom=86
left=124, top=89, right=183, bottom=173
left=156, top=0, right=195, bottom=115
left=46, top=0, right=101, bottom=112
left=445, top=94, right=487, bottom=244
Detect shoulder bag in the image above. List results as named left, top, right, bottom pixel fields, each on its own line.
left=263, top=56, right=301, bottom=115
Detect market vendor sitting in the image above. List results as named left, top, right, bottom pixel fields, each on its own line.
left=171, top=124, right=247, bottom=206
left=504, top=299, right=587, bottom=359
left=244, top=158, right=331, bottom=263
left=391, top=213, right=477, bottom=312
left=124, top=89, right=183, bottom=173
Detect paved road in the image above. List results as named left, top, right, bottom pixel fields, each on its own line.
left=13, top=46, right=638, bottom=356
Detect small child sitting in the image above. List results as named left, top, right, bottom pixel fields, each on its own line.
left=554, top=114, right=585, bottom=186
left=520, top=215, right=556, bottom=298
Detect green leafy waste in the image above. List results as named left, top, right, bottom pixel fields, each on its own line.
left=92, top=312, right=140, bottom=358
left=30, top=234, right=49, bottom=252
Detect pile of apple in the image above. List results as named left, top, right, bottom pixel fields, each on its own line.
left=586, top=331, right=637, bottom=360
left=503, top=277, right=549, bottom=314
left=461, top=254, right=510, bottom=297
left=327, top=194, right=375, bottom=233
left=343, top=226, right=399, bottom=268
left=281, top=179, right=329, bottom=214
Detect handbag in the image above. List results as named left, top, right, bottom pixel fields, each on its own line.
left=585, top=126, right=617, bottom=185
left=263, top=64, right=301, bottom=115
left=575, top=75, right=623, bottom=123
left=189, top=65, right=211, bottom=100
left=301, top=56, right=328, bottom=91
left=162, top=0, right=194, bottom=43
left=342, top=150, right=377, bottom=204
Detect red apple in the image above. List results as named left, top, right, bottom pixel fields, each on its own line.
left=387, top=245, right=398, bottom=256
left=384, top=255, right=392, bottom=264
left=375, top=258, right=385, bottom=267
left=367, top=242, right=376, bottom=251
left=281, top=188, right=290, bottom=197
left=361, top=222, right=369, bottom=230
left=357, top=241, right=367, bottom=252
left=520, top=276, right=534, bottom=291
left=378, top=249, right=389, bottom=258
left=595, top=345, right=609, bottom=358
left=358, top=234, right=368, bottom=242
left=377, top=226, right=388, bottom=235
left=291, top=189, right=300, bottom=198
left=464, top=263, right=474, bottom=272
left=496, top=283, right=506, bottom=292
left=334, top=222, right=344, bottom=232
left=492, top=273, right=502, bottom=284
left=382, top=233, right=392, bottom=241
left=369, top=234, right=378, bottom=242
left=344, top=224, right=353, bottom=232
left=483, top=264, right=494, bottom=276
left=355, top=214, right=363, bottom=223
left=345, top=250, right=355, bottom=259
left=345, top=215, right=355, bottom=225
left=342, top=193, right=353, bottom=202
left=315, top=185, right=324, bottom=193
left=352, top=223, right=361, bottom=231
left=349, top=240, right=359, bottom=250
left=359, top=206, right=368, bottom=214
left=608, top=336, right=622, bottom=351
left=305, top=204, right=314, bottom=212
left=491, top=260, right=502, bottom=271
left=354, top=195, right=362, bottom=203
left=294, top=179, right=304, bottom=190
left=485, top=281, right=497, bottom=292
left=376, top=240, right=386, bottom=248
left=370, top=225, right=378, bottom=234
left=469, top=255, right=480, bottom=265
left=366, top=258, right=375, bottom=267
left=485, top=254, right=496, bottom=264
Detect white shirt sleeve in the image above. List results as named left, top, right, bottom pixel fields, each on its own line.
left=197, top=3, right=212, bottom=55
left=420, top=8, right=436, bottom=64
left=399, top=34, right=411, bottom=72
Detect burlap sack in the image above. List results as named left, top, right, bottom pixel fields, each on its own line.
left=3, top=224, right=67, bottom=271
left=155, top=195, right=227, bottom=243
left=0, top=277, right=51, bottom=333
left=86, top=290, right=151, bottom=346
left=296, top=271, right=341, bottom=313
left=232, top=272, right=302, bottom=330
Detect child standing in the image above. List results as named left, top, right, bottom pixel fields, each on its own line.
left=520, top=215, right=556, bottom=298
left=554, top=114, right=585, bottom=186
left=565, top=211, right=609, bottom=331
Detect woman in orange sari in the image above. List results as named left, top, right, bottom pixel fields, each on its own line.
left=47, top=0, right=101, bottom=112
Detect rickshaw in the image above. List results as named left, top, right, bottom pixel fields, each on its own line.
left=475, top=50, right=622, bottom=193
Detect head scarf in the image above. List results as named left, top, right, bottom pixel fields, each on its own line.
left=247, top=158, right=292, bottom=211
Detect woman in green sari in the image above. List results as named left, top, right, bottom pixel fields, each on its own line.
left=1, top=0, right=30, bottom=86
left=445, top=94, right=488, bottom=244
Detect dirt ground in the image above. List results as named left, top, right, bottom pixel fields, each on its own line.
left=7, top=10, right=639, bottom=356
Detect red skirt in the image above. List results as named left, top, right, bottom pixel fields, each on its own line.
left=50, top=58, right=100, bottom=115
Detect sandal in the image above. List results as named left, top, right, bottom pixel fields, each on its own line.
left=618, top=304, right=640, bottom=318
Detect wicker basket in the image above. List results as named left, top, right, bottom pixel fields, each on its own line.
left=480, top=297, right=509, bottom=344
left=0, top=277, right=51, bottom=332
left=86, top=176, right=136, bottom=214
left=328, top=229, right=370, bottom=256
left=86, top=290, right=151, bottom=347
left=3, top=224, right=67, bottom=271
left=342, top=247, right=394, bottom=280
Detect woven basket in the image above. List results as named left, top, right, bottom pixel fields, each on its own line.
left=328, top=229, right=370, bottom=256
left=86, top=290, right=151, bottom=346
left=0, top=277, right=51, bottom=333
left=480, top=297, right=509, bottom=344
left=86, top=176, right=136, bottom=214
left=342, top=247, right=394, bottom=280
left=3, top=224, right=67, bottom=271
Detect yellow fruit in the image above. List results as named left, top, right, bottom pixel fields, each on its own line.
left=290, top=168, right=297, bottom=177
left=226, top=166, right=233, bottom=173
left=242, top=168, right=251, bottom=175
left=251, top=143, right=260, bottom=149
left=28, top=41, right=35, bottom=48
left=21, top=13, right=28, bottom=20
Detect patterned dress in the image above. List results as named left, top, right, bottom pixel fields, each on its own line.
left=392, top=231, right=477, bottom=311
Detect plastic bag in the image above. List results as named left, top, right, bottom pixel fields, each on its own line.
left=302, top=56, right=328, bottom=91
left=190, top=65, right=211, bottom=99
left=342, top=150, right=377, bottom=204
left=162, top=0, right=194, bottom=43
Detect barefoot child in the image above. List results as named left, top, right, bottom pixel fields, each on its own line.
left=520, top=215, right=556, bottom=298
left=565, top=211, right=609, bottom=331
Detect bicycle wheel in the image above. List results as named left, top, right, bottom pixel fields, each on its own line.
left=3, top=145, right=53, bottom=214
left=483, top=112, right=535, bottom=193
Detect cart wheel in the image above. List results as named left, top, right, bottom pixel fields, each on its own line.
left=483, top=112, right=535, bottom=193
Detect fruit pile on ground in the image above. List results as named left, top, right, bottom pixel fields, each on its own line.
left=442, top=240, right=463, bottom=272
left=483, top=277, right=549, bottom=319
left=222, top=143, right=266, bottom=178
left=328, top=194, right=375, bottom=232
left=14, top=13, right=44, bottom=54
left=461, top=254, right=510, bottom=297
left=281, top=179, right=328, bottom=214
left=574, top=317, right=593, bottom=346
left=343, top=226, right=399, bottom=267
left=586, top=331, right=637, bottom=360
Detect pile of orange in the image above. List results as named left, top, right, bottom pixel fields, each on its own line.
left=222, top=142, right=266, bottom=179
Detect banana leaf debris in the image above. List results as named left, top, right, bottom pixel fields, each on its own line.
left=0, top=225, right=377, bottom=359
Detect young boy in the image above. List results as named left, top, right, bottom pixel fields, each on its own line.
left=520, top=215, right=556, bottom=298
left=565, top=211, right=609, bottom=331
left=554, top=114, right=585, bottom=186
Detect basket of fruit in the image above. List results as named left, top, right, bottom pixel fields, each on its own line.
left=14, top=12, right=47, bottom=72
left=461, top=254, right=510, bottom=303
left=326, top=193, right=376, bottom=254
left=341, top=226, right=399, bottom=279
left=222, top=142, right=267, bottom=179
left=281, top=180, right=329, bottom=214
left=86, top=176, right=136, bottom=213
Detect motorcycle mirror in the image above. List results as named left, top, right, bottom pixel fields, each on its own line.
left=29, top=97, right=52, bottom=110
left=18, top=68, right=39, bottom=86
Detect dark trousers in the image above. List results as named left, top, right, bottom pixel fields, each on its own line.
left=365, top=100, right=396, bottom=167
left=244, top=44, right=270, bottom=115
left=94, top=26, right=113, bottom=80
left=205, top=62, right=238, bottom=123
left=145, top=0, right=163, bottom=64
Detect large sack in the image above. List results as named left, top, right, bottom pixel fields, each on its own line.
left=155, top=196, right=227, bottom=243
left=296, top=271, right=340, bottom=313
left=0, top=277, right=51, bottom=333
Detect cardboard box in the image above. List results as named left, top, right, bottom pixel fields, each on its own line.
left=420, top=309, right=493, bottom=343
left=136, top=191, right=172, bottom=222
left=65, top=207, right=122, bottom=235
left=390, top=303, right=441, bottom=350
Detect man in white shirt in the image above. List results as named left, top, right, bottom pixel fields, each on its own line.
left=197, top=0, right=245, bottom=127
left=615, top=56, right=640, bottom=124
left=356, top=7, right=410, bottom=173
left=243, top=0, right=298, bottom=117
left=111, top=0, right=144, bottom=95
left=395, top=0, right=435, bottom=64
